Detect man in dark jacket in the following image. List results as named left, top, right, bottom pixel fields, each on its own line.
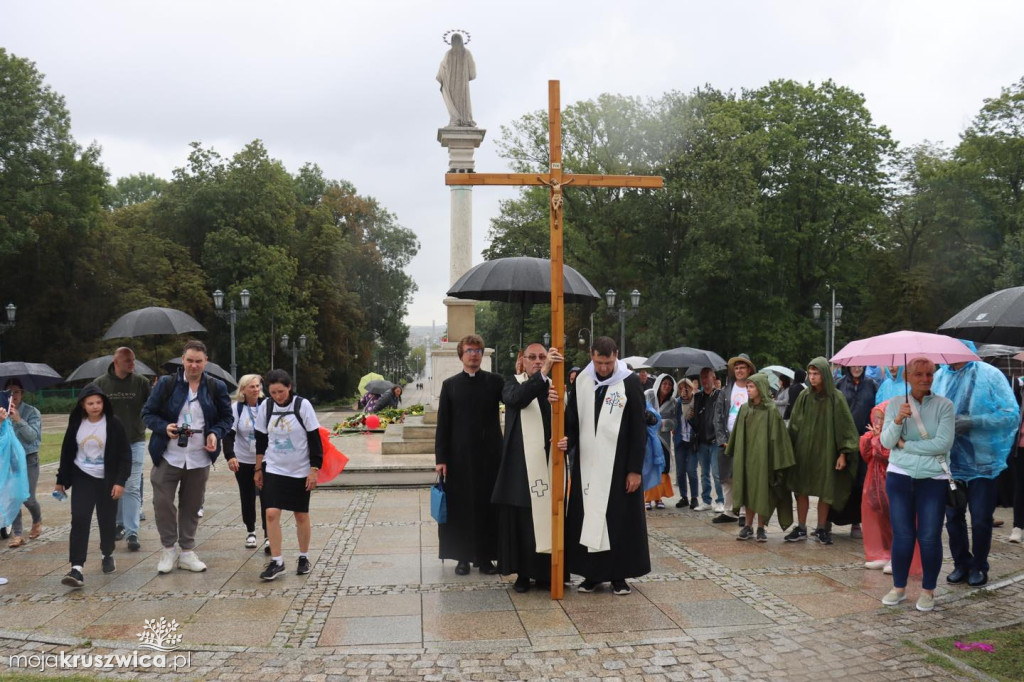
left=142, top=340, right=233, bottom=575
left=690, top=367, right=722, bottom=511
left=832, top=366, right=878, bottom=536
left=94, top=347, right=151, bottom=551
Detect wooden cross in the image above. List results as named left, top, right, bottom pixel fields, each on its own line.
left=446, top=80, right=663, bottom=599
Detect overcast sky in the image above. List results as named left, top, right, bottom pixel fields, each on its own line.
left=4, top=1, right=1022, bottom=327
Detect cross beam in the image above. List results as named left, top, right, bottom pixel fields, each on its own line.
left=445, top=80, right=663, bottom=599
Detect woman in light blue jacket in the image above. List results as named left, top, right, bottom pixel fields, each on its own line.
left=879, top=357, right=954, bottom=612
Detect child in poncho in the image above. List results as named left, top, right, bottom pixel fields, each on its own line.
left=727, top=373, right=795, bottom=541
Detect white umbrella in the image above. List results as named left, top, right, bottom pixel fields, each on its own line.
left=621, top=355, right=649, bottom=369
left=761, top=365, right=795, bottom=379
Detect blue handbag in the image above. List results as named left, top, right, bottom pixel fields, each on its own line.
left=430, top=474, right=447, bottom=524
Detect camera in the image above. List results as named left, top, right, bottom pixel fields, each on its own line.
left=176, top=424, right=194, bottom=448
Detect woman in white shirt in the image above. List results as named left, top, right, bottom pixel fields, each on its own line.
left=223, top=375, right=267, bottom=552
left=54, top=384, right=131, bottom=588
left=254, top=369, right=322, bottom=581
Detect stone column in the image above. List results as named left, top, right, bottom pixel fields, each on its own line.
left=431, top=127, right=492, bottom=404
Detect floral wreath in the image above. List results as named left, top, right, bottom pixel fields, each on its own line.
left=443, top=29, right=471, bottom=45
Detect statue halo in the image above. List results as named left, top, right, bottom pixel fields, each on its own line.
left=443, top=29, right=471, bottom=46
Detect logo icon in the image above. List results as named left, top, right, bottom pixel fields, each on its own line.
left=137, top=617, right=183, bottom=652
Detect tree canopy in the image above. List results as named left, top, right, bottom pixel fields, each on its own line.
left=479, top=77, right=1024, bottom=372
left=0, top=49, right=418, bottom=399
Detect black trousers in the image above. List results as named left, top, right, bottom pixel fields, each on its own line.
left=1013, top=448, right=1024, bottom=529
left=235, top=462, right=267, bottom=535
left=69, top=466, right=117, bottom=567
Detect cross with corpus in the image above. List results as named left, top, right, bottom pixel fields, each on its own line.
left=446, top=80, right=663, bottom=599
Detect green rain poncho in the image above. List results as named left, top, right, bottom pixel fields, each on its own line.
left=787, top=357, right=860, bottom=511
left=726, top=373, right=796, bottom=529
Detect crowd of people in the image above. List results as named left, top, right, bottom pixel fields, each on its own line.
left=0, top=340, right=324, bottom=588
left=433, top=333, right=1024, bottom=611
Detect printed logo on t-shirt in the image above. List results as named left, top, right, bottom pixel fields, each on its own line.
left=79, top=434, right=105, bottom=466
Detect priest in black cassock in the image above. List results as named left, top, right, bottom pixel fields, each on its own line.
left=492, top=342, right=563, bottom=593
left=562, top=336, right=649, bottom=595
left=434, top=334, right=504, bottom=575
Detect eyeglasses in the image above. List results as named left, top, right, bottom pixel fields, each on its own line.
left=8, top=389, right=23, bottom=395
left=463, top=348, right=484, bottom=355
left=524, top=354, right=546, bottom=361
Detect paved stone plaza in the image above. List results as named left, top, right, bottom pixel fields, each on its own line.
left=1, top=414, right=1022, bottom=679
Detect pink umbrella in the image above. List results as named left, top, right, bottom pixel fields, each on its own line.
left=830, top=331, right=980, bottom=367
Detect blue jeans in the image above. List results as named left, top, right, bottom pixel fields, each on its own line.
left=945, top=476, right=997, bottom=574
left=886, top=472, right=947, bottom=590
left=115, top=442, right=146, bottom=536
left=674, top=440, right=698, bottom=502
left=695, top=442, right=723, bottom=505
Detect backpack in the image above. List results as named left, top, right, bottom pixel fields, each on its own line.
left=264, top=395, right=306, bottom=431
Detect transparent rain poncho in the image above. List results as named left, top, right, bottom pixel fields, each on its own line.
left=875, top=366, right=908, bottom=405
left=0, top=418, right=29, bottom=526
left=932, top=353, right=1020, bottom=480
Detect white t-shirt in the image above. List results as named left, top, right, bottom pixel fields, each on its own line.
left=256, top=397, right=321, bottom=478
left=230, top=401, right=260, bottom=465
left=727, top=383, right=749, bottom=434
left=75, top=417, right=107, bottom=479
left=163, top=387, right=211, bottom=469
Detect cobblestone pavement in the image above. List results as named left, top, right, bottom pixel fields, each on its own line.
left=1, top=427, right=1021, bottom=679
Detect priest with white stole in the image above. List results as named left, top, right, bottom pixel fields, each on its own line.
left=561, top=336, right=649, bottom=595
left=492, top=342, right=563, bottom=593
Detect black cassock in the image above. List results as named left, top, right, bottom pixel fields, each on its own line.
left=491, top=372, right=555, bottom=580
left=434, top=369, right=504, bottom=564
left=565, top=372, right=650, bottom=582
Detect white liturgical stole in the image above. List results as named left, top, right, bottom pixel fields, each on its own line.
left=516, top=373, right=552, bottom=554
left=576, top=370, right=627, bottom=553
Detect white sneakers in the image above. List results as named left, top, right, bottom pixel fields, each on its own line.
left=1010, top=527, right=1022, bottom=544
left=864, top=560, right=888, bottom=570
left=693, top=503, right=712, bottom=511
left=177, top=551, right=207, bottom=572
left=713, top=503, right=725, bottom=513
left=883, top=562, right=893, bottom=575
left=157, top=547, right=180, bottom=574
left=157, top=547, right=207, bottom=573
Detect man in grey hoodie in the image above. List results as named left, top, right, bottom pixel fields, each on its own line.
left=94, top=347, right=151, bottom=551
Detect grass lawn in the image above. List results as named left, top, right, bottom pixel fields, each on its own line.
left=927, top=622, right=1024, bottom=681
left=38, top=432, right=63, bottom=466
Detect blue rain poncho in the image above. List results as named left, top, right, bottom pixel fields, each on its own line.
left=932, top=358, right=1019, bottom=481
left=641, top=405, right=665, bottom=492
left=875, top=366, right=908, bottom=405
left=0, top=419, right=29, bottom=526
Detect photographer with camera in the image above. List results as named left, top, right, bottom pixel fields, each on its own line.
left=142, top=340, right=233, bottom=575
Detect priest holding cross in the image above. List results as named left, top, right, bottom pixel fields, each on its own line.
left=446, top=79, right=663, bottom=598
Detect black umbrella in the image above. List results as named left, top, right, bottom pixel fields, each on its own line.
left=103, top=307, right=206, bottom=340
left=364, top=379, right=396, bottom=395
left=66, top=355, right=157, bottom=382
left=0, top=362, right=64, bottom=392
left=447, top=257, right=601, bottom=304
left=161, top=358, right=238, bottom=388
left=646, top=347, right=727, bottom=371
left=938, top=286, right=1024, bottom=345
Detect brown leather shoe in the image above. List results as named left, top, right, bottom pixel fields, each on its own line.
left=8, top=536, right=25, bottom=548
left=29, top=522, right=42, bottom=539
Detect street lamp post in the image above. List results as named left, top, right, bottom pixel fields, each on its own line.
left=280, top=334, right=307, bottom=392
left=212, top=289, right=251, bottom=381
left=811, top=290, right=843, bottom=360
left=605, top=288, right=641, bottom=356
left=0, top=303, right=15, bottom=363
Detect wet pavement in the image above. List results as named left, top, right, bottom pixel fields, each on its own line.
left=1, top=416, right=1022, bottom=679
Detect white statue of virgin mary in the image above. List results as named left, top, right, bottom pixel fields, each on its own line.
left=437, top=32, right=476, bottom=127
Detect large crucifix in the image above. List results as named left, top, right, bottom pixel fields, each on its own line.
left=446, top=80, right=663, bottom=599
